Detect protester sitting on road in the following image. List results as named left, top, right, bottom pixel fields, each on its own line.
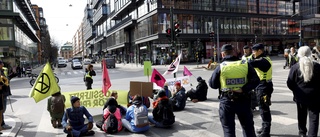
left=84, top=64, right=96, bottom=90
left=153, top=84, right=172, bottom=100
left=102, top=105, right=123, bottom=134
left=170, top=82, right=186, bottom=111
left=186, top=76, right=209, bottom=103
left=287, top=46, right=320, bottom=137
left=103, top=91, right=127, bottom=116
left=149, top=90, right=175, bottom=127
left=122, top=95, right=150, bottom=133
left=62, top=96, right=95, bottom=137
left=47, top=91, right=65, bottom=128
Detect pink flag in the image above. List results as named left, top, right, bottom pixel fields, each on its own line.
left=163, top=53, right=182, bottom=75
left=183, top=66, right=192, bottom=76
left=102, top=59, right=111, bottom=96
left=151, top=68, right=166, bottom=88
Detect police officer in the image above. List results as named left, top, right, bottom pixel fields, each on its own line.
left=209, top=44, right=260, bottom=137
left=84, top=64, right=96, bottom=90
left=248, top=44, right=274, bottom=137
left=241, top=45, right=252, bottom=61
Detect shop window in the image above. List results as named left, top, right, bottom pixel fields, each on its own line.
left=0, top=27, right=13, bottom=40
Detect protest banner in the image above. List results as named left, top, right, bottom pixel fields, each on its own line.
left=62, top=89, right=128, bottom=108
left=166, top=76, right=191, bottom=88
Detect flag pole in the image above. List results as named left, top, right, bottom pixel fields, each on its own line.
left=147, top=68, right=149, bottom=82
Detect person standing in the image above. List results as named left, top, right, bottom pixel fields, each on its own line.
left=287, top=46, right=320, bottom=137
left=283, top=46, right=290, bottom=69
left=84, top=64, right=96, bottom=90
left=288, top=47, right=298, bottom=68
left=62, top=96, right=95, bottom=137
left=241, top=45, right=252, bottom=61
left=209, top=44, right=260, bottom=137
left=47, top=91, right=65, bottom=128
left=248, top=44, right=274, bottom=137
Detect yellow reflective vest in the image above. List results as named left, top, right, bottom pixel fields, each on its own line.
left=85, top=71, right=92, bottom=79
left=3, top=67, right=8, bottom=77
left=241, top=54, right=252, bottom=61
left=220, top=60, right=248, bottom=91
left=253, top=57, right=272, bottom=81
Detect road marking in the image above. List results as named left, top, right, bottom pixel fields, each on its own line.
left=67, top=72, right=71, bottom=75
left=74, top=71, right=78, bottom=74
left=273, top=92, right=293, bottom=97
left=274, top=86, right=290, bottom=91
left=272, top=115, right=297, bottom=125
left=61, top=72, right=65, bottom=75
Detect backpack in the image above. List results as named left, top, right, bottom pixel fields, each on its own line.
left=133, top=105, right=149, bottom=127
left=158, top=100, right=175, bottom=126
left=51, top=96, right=64, bottom=113
left=104, top=113, right=118, bottom=134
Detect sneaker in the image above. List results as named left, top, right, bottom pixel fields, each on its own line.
left=2, top=124, right=12, bottom=130
left=85, top=130, right=95, bottom=136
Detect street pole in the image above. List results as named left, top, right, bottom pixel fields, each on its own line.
left=170, top=7, right=175, bottom=61
left=216, top=19, right=220, bottom=63
left=299, top=20, right=302, bottom=47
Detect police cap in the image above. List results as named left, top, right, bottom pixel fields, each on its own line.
left=252, top=44, right=264, bottom=50
left=243, top=45, right=249, bottom=49
left=221, top=44, right=233, bottom=52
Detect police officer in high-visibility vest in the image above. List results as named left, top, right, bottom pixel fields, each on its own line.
left=84, top=64, right=96, bottom=90
left=248, top=44, right=274, bottom=137
left=242, top=45, right=252, bottom=61
left=209, top=44, right=260, bottom=137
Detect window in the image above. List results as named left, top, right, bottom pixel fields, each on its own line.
left=0, top=27, right=13, bottom=40
left=0, top=19, right=12, bottom=24
left=0, top=0, right=12, bottom=10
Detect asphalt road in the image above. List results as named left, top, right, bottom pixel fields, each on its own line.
left=6, top=57, right=311, bottom=137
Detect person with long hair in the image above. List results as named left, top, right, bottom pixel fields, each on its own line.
left=287, top=46, right=320, bottom=137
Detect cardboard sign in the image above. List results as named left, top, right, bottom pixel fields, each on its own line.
left=129, top=81, right=153, bottom=97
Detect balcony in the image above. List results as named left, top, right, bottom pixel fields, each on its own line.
left=109, top=0, right=136, bottom=20
left=93, top=4, right=109, bottom=25
left=14, top=14, right=40, bottom=42
left=15, top=0, right=40, bottom=30
left=92, top=0, right=101, bottom=9
left=84, top=27, right=96, bottom=42
left=107, top=16, right=137, bottom=35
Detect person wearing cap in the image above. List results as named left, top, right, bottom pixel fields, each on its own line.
left=62, top=96, right=95, bottom=137
left=249, top=43, right=274, bottom=137
left=208, top=44, right=260, bottom=137
left=149, top=90, right=175, bottom=127
left=242, top=45, right=252, bottom=61
left=186, top=76, right=208, bottom=103
left=170, top=82, right=186, bottom=111
left=121, top=95, right=150, bottom=133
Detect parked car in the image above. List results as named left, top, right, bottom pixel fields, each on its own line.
left=71, top=60, right=83, bottom=69
left=101, top=58, right=116, bottom=68
left=83, top=59, right=92, bottom=65
left=58, top=60, right=67, bottom=68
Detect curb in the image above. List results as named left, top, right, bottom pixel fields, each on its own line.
left=7, top=115, right=22, bottom=137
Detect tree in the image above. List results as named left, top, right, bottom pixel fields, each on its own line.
left=42, top=32, right=58, bottom=63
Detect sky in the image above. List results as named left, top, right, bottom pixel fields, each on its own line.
left=31, top=0, right=88, bottom=46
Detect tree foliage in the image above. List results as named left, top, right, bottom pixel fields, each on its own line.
left=42, top=32, right=58, bottom=63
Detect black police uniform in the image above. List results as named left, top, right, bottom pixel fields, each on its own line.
left=248, top=44, right=274, bottom=137
left=209, top=44, right=260, bottom=137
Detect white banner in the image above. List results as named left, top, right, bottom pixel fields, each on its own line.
left=163, top=53, right=182, bottom=75
left=153, top=76, right=191, bottom=90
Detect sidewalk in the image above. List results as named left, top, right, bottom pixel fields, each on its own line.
left=1, top=115, right=22, bottom=136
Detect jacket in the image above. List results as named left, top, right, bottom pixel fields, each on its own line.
left=152, top=97, right=172, bottom=122
left=85, top=69, right=96, bottom=83
left=195, top=80, right=208, bottom=101
left=62, top=106, right=93, bottom=129
left=287, top=63, right=320, bottom=105
left=102, top=106, right=122, bottom=132
left=171, top=87, right=186, bottom=110
left=125, top=104, right=150, bottom=132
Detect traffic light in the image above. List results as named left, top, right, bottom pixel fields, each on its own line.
left=209, top=31, right=215, bottom=38
left=174, top=22, right=181, bottom=37
left=166, top=28, right=171, bottom=38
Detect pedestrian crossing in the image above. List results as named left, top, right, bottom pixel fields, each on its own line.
left=28, top=69, right=307, bottom=137
left=55, top=69, right=120, bottom=76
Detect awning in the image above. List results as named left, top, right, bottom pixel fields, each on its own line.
left=107, top=43, right=125, bottom=51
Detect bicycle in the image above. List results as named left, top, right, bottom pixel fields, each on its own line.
left=30, top=73, right=59, bottom=86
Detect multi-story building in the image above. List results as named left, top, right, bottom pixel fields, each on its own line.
left=83, top=0, right=309, bottom=64
left=83, top=4, right=96, bottom=58
left=72, top=23, right=85, bottom=57
left=60, top=42, right=73, bottom=60
left=0, top=0, right=40, bottom=67
left=32, top=4, right=49, bottom=64
left=300, top=0, right=320, bottom=46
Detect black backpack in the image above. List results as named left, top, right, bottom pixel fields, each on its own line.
left=51, top=96, right=64, bottom=113
left=158, top=100, right=175, bottom=126
left=104, top=113, right=118, bottom=134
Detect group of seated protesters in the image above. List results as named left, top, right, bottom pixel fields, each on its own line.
left=61, top=79, right=208, bottom=136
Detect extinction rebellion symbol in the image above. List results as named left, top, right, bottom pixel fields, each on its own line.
left=35, top=73, right=51, bottom=94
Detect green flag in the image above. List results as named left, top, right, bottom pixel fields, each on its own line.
left=29, top=62, right=60, bottom=103
left=143, top=61, right=152, bottom=76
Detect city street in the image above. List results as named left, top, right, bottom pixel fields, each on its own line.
left=6, top=57, right=307, bottom=137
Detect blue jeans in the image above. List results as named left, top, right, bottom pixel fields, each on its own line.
left=63, top=124, right=88, bottom=137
